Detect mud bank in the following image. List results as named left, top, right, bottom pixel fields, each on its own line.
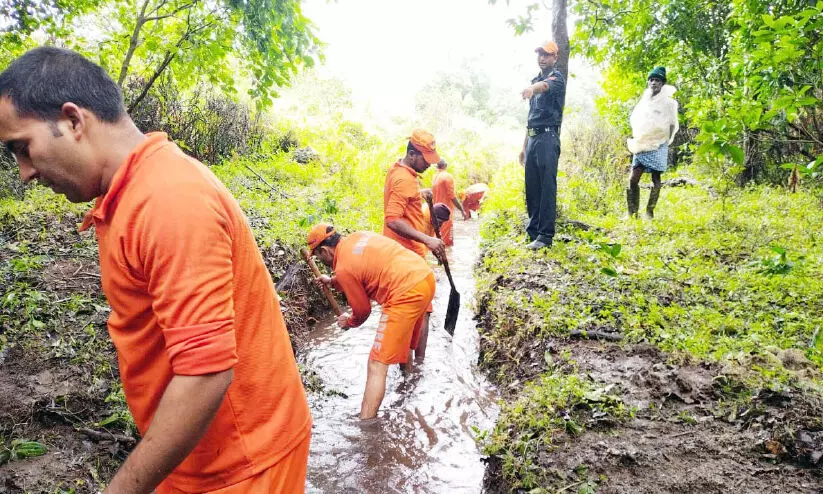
left=474, top=219, right=823, bottom=493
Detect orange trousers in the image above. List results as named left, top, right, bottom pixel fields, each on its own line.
left=369, top=273, right=436, bottom=364
left=157, top=432, right=311, bottom=494
left=439, top=217, right=454, bottom=246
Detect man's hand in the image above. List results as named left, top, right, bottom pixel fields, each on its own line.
left=521, top=86, right=534, bottom=100
left=519, top=149, right=526, bottom=166
left=315, top=275, right=332, bottom=290
left=337, top=312, right=352, bottom=329
left=424, top=236, right=446, bottom=261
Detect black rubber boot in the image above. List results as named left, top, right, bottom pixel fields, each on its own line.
left=646, top=186, right=661, bottom=219
left=626, top=186, right=640, bottom=218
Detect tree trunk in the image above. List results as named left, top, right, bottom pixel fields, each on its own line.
left=551, top=0, right=569, bottom=112
left=552, top=0, right=569, bottom=77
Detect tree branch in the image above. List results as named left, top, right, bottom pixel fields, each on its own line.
left=126, top=12, right=216, bottom=113
left=144, top=1, right=195, bottom=22
left=117, top=0, right=152, bottom=86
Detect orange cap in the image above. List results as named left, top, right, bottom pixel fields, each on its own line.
left=535, top=40, right=559, bottom=55
left=408, top=129, right=441, bottom=165
left=307, top=223, right=335, bottom=254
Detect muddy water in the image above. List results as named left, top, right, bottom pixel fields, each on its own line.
left=304, top=220, right=498, bottom=494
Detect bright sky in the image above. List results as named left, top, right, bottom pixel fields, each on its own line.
left=300, top=0, right=599, bottom=124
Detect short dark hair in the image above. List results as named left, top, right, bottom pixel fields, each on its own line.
left=0, top=46, right=126, bottom=122
left=407, top=141, right=420, bottom=156
left=319, top=226, right=341, bottom=249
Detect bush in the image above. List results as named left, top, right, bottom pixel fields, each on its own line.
left=126, top=78, right=266, bottom=165
left=561, top=120, right=627, bottom=216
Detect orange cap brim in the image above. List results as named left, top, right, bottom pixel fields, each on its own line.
left=421, top=149, right=441, bottom=165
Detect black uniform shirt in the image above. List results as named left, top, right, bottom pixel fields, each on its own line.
left=527, top=68, right=565, bottom=129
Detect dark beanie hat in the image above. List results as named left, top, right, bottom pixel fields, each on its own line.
left=648, top=66, right=667, bottom=82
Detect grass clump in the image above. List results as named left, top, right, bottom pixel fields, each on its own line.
left=481, top=368, right=632, bottom=490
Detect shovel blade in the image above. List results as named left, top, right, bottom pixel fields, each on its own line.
left=444, top=287, right=460, bottom=336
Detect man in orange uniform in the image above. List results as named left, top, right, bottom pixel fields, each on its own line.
left=419, top=188, right=451, bottom=237
left=431, top=160, right=467, bottom=246
left=0, top=47, right=311, bottom=493
left=383, top=129, right=445, bottom=361
left=460, top=183, right=489, bottom=219
left=308, top=224, right=435, bottom=419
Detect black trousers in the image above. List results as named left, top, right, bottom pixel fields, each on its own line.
left=525, top=130, right=560, bottom=242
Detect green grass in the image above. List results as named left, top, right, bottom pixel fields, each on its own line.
left=479, top=177, right=823, bottom=385
left=475, top=141, right=823, bottom=489
left=483, top=367, right=633, bottom=490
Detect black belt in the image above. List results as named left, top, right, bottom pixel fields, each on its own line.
left=528, top=126, right=560, bottom=137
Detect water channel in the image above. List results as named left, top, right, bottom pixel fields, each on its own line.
left=304, top=219, right=499, bottom=493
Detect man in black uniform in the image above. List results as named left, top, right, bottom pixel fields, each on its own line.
left=519, top=40, right=565, bottom=250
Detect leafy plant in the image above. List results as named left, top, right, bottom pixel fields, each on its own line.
left=750, top=245, right=799, bottom=276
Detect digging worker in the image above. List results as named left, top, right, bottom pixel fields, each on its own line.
left=383, top=129, right=445, bottom=361
left=460, top=182, right=489, bottom=219
left=519, top=40, right=566, bottom=250
left=0, top=47, right=312, bottom=493
left=308, top=224, right=436, bottom=419
left=420, top=188, right=453, bottom=237
left=431, top=159, right=467, bottom=246
left=626, top=66, right=679, bottom=219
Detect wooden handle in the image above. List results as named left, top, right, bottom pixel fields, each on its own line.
left=301, top=248, right=343, bottom=316
left=423, top=196, right=457, bottom=290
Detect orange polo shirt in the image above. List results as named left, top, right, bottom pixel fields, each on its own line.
left=331, top=232, right=433, bottom=328
left=383, top=161, right=428, bottom=258
left=80, top=133, right=311, bottom=491
left=432, top=170, right=457, bottom=245
left=432, top=170, right=456, bottom=208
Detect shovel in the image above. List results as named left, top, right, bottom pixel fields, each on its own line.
left=424, top=196, right=460, bottom=336
left=300, top=247, right=343, bottom=316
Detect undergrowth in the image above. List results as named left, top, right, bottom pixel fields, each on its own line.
left=474, top=127, right=823, bottom=490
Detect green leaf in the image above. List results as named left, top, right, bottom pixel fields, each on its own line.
left=97, top=414, right=123, bottom=428
left=601, top=267, right=618, bottom=277
left=726, top=145, right=745, bottom=165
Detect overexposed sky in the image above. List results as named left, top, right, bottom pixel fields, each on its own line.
left=300, top=0, right=599, bottom=123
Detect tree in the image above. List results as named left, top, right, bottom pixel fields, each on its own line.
left=1, top=0, right=321, bottom=111
left=488, top=0, right=571, bottom=111
left=572, top=0, right=822, bottom=184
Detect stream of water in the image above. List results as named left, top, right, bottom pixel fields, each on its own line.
left=304, top=219, right=499, bottom=493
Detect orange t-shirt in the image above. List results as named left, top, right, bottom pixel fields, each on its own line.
left=332, top=232, right=433, bottom=328
left=432, top=170, right=456, bottom=209
left=383, top=161, right=428, bottom=258
left=79, top=133, right=311, bottom=491
left=420, top=202, right=435, bottom=236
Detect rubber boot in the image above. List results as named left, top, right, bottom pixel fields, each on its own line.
left=626, top=186, right=640, bottom=218
left=646, top=186, right=661, bottom=219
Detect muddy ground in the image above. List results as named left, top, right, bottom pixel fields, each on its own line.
left=0, top=210, right=332, bottom=492
left=476, top=256, right=823, bottom=493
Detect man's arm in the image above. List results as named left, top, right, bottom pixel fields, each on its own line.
left=452, top=197, right=467, bottom=220
left=386, top=218, right=445, bottom=260
left=521, top=80, right=550, bottom=100
left=105, top=370, right=233, bottom=494
left=123, top=184, right=239, bottom=491
left=519, top=131, right=528, bottom=165
left=330, top=272, right=371, bottom=328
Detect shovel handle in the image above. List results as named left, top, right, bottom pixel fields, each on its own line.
left=423, top=195, right=458, bottom=290
left=301, top=248, right=343, bottom=316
